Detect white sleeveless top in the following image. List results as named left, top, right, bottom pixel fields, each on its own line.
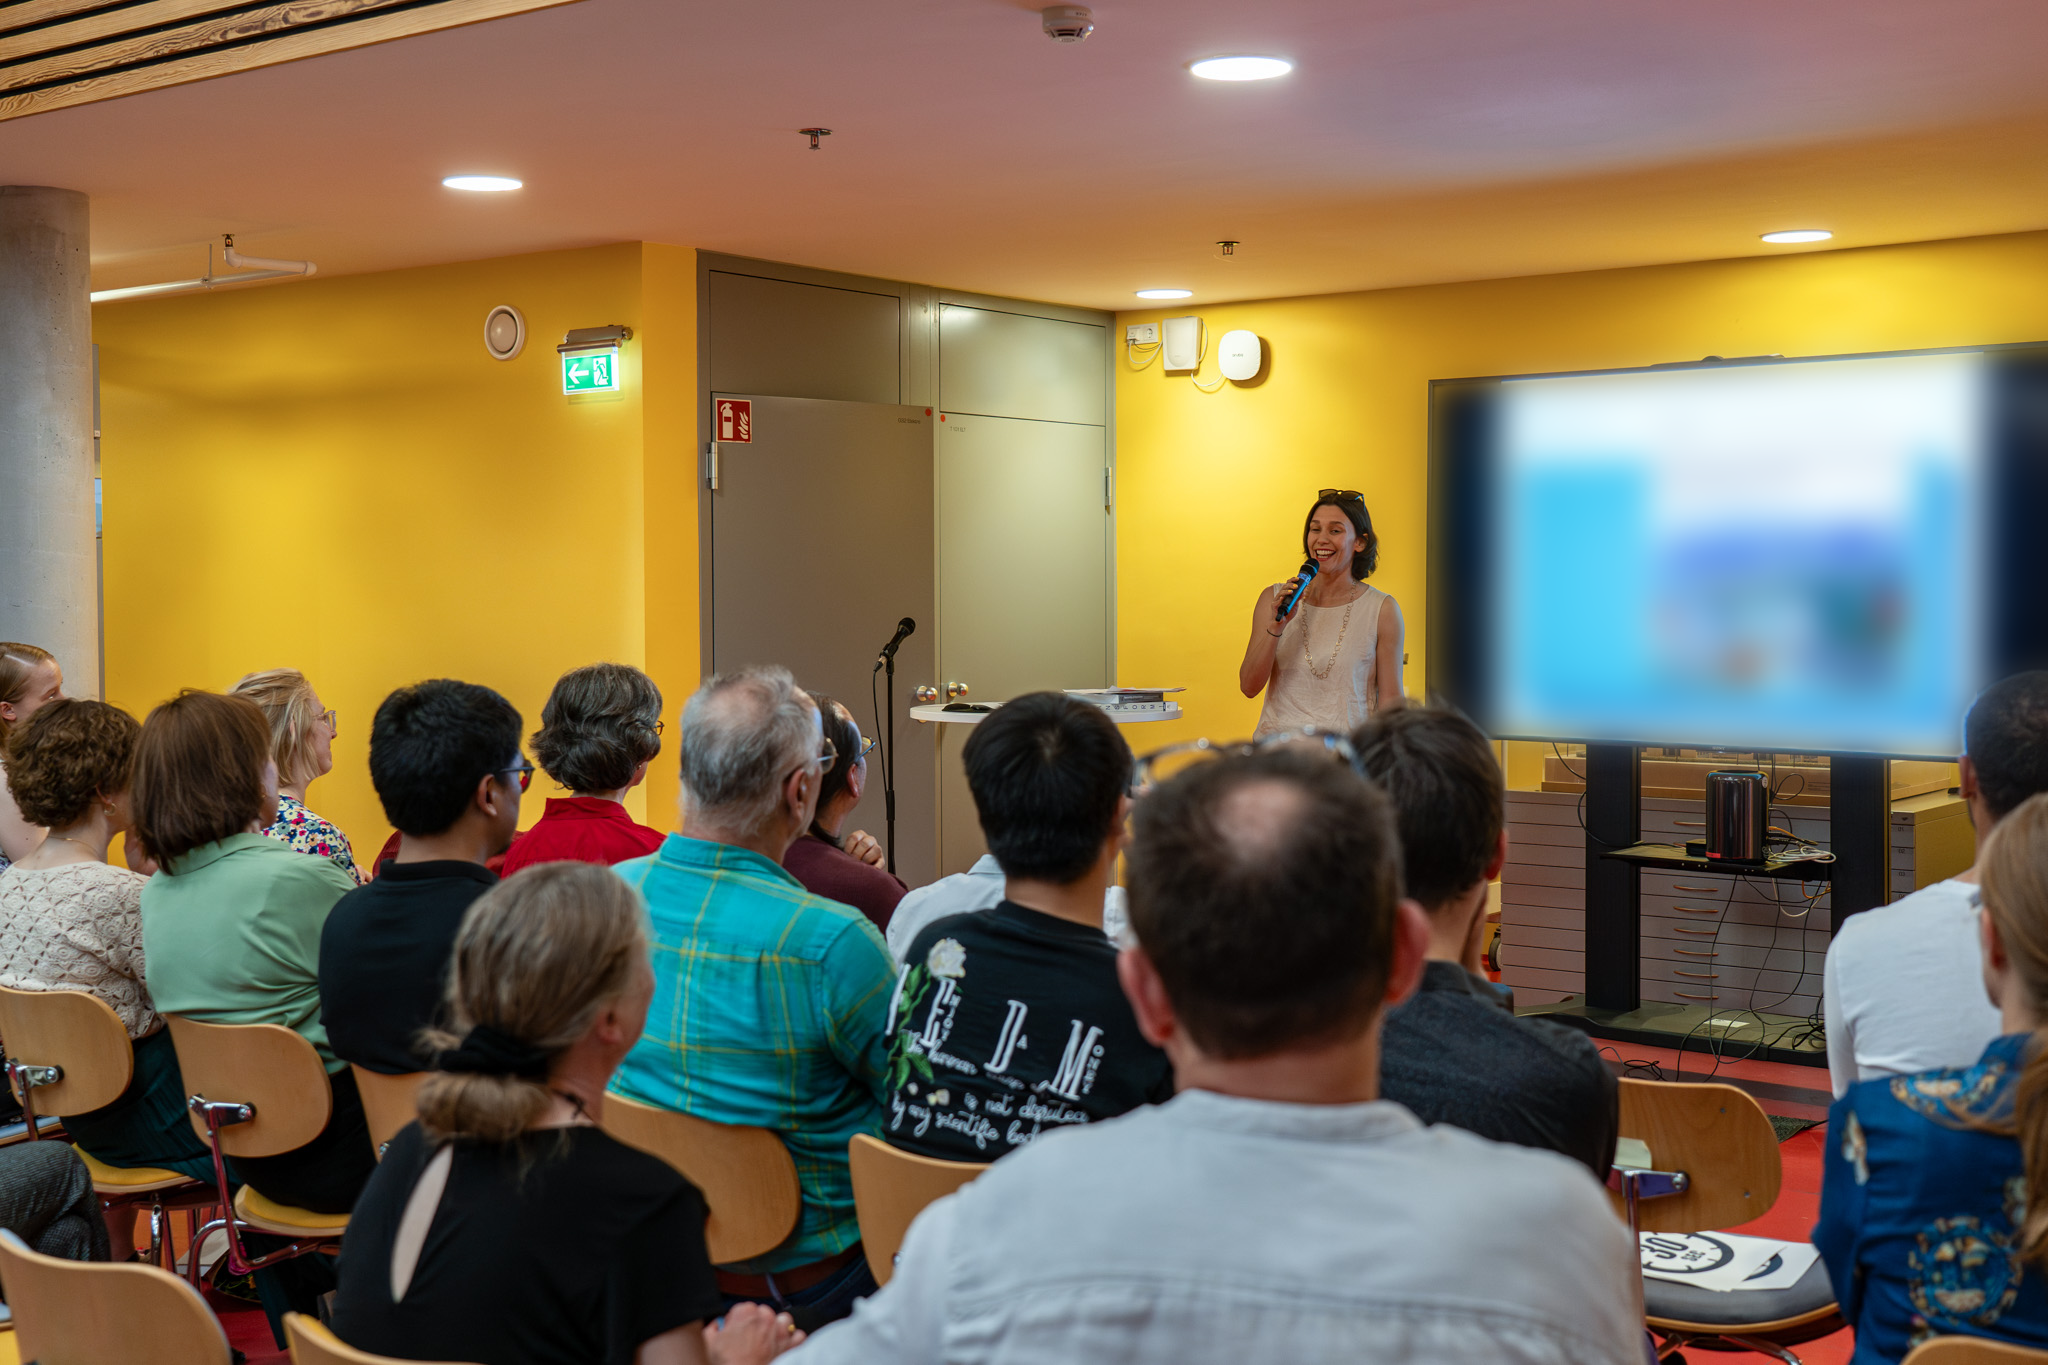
left=1254, top=584, right=1387, bottom=739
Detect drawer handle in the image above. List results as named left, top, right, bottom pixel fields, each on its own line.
left=1676, top=905, right=1721, bottom=915
left=1673, top=947, right=1718, bottom=957
left=1672, top=820, right=1705, bottom=828
left=1674, top=969, right=1719, bottom=979
left=1675, top=991, right=1718, bottom=1001
left=1673, top=883, right=1719, bottom=893
left=1673, top=926, right=1717, bottom=936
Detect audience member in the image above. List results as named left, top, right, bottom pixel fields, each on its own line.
left=884, top=692, right=1167, bottom=1161
left=320, top=680, right=525, bottom=1076
left=0, top=642, right=63, bottom=869
left=331, top=862, right=797, bottom=1365
left=133, top=690, right=374, bottom=1215
left=1352, top=705, right=1618, bottom=1177
left=791, top=747, right=1642, bottom=1363
left=500, top=662, right=664, bottom=876
left=1817, top=791, right=2048, bottom=1361
left=1825, top=671, right=2048, bottom=1095
left=232, top=667, right=365, bottom=883
left=0, top=700, right=215, bottom=1185
left=0, top=1143, right=111, bottom=1266
left=611, top=666, right=894, bottom=1328
left=782, top=693, right=904, bottom=932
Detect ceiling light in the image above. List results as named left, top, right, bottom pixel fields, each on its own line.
left=1190, top=56, right=1292, bottom=81
left=442, top=175, right=522, bottom=192
left=1760, top=229, right=1831, bottom=244
left=1135, top=289, right=1193, bottom=300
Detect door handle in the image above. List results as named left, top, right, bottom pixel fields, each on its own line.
left=946, top=682, right=970, bottom=701
left=913, top=686, right=938, bottom=704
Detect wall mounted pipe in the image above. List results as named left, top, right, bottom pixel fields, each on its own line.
left=89, top=235, right=316, bottom=304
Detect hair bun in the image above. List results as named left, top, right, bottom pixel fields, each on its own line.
left=435, top=1023, right=550, bottom=1080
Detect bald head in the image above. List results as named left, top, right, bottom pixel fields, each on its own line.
left=678, top=666, right=820, bottom=836
left=1126, top=747, right=1404, bottom=1060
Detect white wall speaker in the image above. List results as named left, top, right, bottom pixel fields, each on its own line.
left=1218, top=329, right=1261, bottom=382
left=1160, top=315, right=1201, bottom=371
left=483, top=305, right=526, bottom=361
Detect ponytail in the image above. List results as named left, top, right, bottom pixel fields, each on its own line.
left=1976, top=793, right=2048, bottom=1263
left=414, top=862, right=647, bottom=1145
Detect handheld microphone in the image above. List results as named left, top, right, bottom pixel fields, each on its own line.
left=875, top=617, right=917, bottom=669
left=1276, top=560, right=1318, bottom=622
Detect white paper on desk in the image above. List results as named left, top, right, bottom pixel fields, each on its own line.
left=1640, top=1232, right=1818, bottom=1292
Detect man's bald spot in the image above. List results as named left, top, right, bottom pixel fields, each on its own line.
left=1213, top=777, right=1311, bottom=871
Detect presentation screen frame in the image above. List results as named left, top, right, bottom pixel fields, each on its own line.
left=1427, top=342, right=2048, bottom=760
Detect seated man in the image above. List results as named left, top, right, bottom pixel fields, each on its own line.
left=1352, top=706, right=1618, bottom=1178
left=791, top=747, right=1642, bottom=1364
left=1824, top=670, right=2048, bottom=1095
left=611, top=666, right=894, bottom=1328
left=319, top=679, right=524, bottom=1075
left=886, top=692, right=1170, bottom=1161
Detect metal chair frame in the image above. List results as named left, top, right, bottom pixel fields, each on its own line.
left=185, top=1095, right=339, bottom=1282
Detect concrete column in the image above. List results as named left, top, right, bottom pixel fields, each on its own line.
left=0, top=186, right=97, bottom=697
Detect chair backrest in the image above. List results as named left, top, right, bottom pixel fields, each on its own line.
left=1902, top=1339, right=2048, bottom=1364
left=351, top=1066, right=427, bottom=1155
left=285, top=1311, right=479, bottom=1365
left=0, top=984, right=136, bottom=1117
left=165, top=1016, right=333, bottom=1158
left=847, top=1132, right=987, bottom=1286
left=599, top=1090, right=800, bottom=1263
left=0, top=1227, right=231, bottom=1365
left=1612, top=1077, right=1781, bottom=1232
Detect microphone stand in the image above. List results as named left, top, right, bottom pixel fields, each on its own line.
left=882, top=646, right=897, bottom=876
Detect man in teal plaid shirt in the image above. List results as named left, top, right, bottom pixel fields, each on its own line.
left=610, top=665, right=896, bottom=1328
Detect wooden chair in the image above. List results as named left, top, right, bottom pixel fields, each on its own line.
left=600, top=1090, right=800, bottom=1263
left=1903, top=1339, right=2048, bottom=1363
left=0, top=985, right=213, bottom=1267
left=350, top=1065, right=426, bottom=1156
left=166, top=1016, right=353, bottom=1283
left=284, top=1311, right=479, bottom=1364
left=847, top=1133, right=987, bottom=1286
left=1610, top=1078, right=1840, bottom=1363
left=0, top=1227, right=232, bottom=1365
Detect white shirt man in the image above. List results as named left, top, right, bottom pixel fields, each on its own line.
left=886, top=854, right=1126, bottom=960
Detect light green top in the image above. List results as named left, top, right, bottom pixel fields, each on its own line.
left=140, top=832, right=357, bottom=1072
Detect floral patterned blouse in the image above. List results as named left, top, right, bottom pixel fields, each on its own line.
left=264, top=794, right=368, bottom=885
left=0, top=861, right=159, bottom=1039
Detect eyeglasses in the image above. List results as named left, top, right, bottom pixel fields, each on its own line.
left=654, top=719, right=666, bottom=736
left=1130, top=727, right=1359, bottom=797
left=319, top=708, right=338, bottom=735
left=855, top=734, right=878, bottom=762
left=499, top=759, right=536, bottom=793
left=791, top=736, right=838, bottom=781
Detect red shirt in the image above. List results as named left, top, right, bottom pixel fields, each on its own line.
left=499, top=797, right=666, bottom=876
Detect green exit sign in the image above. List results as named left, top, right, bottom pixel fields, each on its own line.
left=561, top=347, right=620, bottom=395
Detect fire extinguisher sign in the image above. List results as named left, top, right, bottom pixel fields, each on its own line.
left=717, top=399, right=752, bottom=443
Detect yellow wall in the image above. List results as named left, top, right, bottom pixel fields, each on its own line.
left=1116, top=228, right=2048, bottom=752
left=93, top=242, right=698, bottom=861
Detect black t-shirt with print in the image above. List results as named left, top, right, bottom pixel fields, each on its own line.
left=885, top=901, right=1173, bottom=1162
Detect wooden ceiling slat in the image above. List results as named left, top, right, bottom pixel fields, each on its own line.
left=0, top=0, right=416, bottom=91
left=0, top=0, right=261, bottom=64
left=0, top=0, right=577, bottom=118
left=0, top=0, right=135, bottom=38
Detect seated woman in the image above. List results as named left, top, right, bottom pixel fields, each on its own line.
left=133, top=689, right=374, bottom=1215
left=781, top=693, right=904, bottom=932
left=330, top=861, right=801, bottom=1365
left=499, top=663, right=664, bottom=876
left=1817, top=791, right=2048, bottom=1361
left=0, top=641, right=65, bottom=872
left=232, top=667, right=365, bottom=884
left=0, top=699, right=216, bottom=1185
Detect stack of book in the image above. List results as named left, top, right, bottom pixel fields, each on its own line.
left=1064, top=687, right=1182, bottom=716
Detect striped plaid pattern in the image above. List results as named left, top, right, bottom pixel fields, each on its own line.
left=611, top=833, right=895, bottom=1273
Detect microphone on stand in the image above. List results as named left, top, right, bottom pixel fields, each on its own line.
left=875, top=617, right=917, bottom=670
left=1276, top=559, right=1318, bottom=622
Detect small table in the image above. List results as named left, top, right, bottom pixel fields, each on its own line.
left=910, top=703, right=1183, bottom=725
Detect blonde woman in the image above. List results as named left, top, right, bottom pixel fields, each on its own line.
left=329, top=861, right=802, bottom=1365
left=0, top=642, right=64, bottom=870
left=232, top=668, right=365, bottom=883
left=1816, top=792, right=2048, bottom=1360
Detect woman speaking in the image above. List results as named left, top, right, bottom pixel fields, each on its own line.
left=1240, top=490, right=1405, bottom=737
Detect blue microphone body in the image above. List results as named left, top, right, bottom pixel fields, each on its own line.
left=1276, top=559, right=1318, bottom=622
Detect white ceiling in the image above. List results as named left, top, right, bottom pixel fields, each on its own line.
left=10, top=0, right=2048, bottom=309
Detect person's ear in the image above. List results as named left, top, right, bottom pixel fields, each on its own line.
left=474, top=771, right=502, bottom=819
left=1385, top=898, right=1431, bottom=1008
left=846, top=758, right=865, bottom=801
left=628, top=760, right=651, bottom=792
left=1109, top=794, right=1134, bottom=857
left=783, top=767, right=811, bottom=822
left=1117, top=946, right=1177, bottom=1049
left=1959, top=755, right=1980, bottom=803
left=1484, top=828, right=1509, bottom=883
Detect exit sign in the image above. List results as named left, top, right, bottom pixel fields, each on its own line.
left=562, top=348, right=620, bottom=395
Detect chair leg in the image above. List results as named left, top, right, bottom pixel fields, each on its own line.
left=1723, top=1336, right=1802, bottom=1364
left=146, top=1195, right=167, bottom=1268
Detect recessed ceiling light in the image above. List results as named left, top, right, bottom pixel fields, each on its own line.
left=1135, top=288, right=1194, bottom=300
left=1760, top=229, right=1831, bottom=244
left=442, top=175, right=522, bottom=192
left=1190, top=56, right=1292, bottom=81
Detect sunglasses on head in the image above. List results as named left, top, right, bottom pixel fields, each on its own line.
left=1318, top=488, right=1365, bottom=505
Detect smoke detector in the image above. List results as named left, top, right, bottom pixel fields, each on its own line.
left=1042, top=5, right=1093, bottom=42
